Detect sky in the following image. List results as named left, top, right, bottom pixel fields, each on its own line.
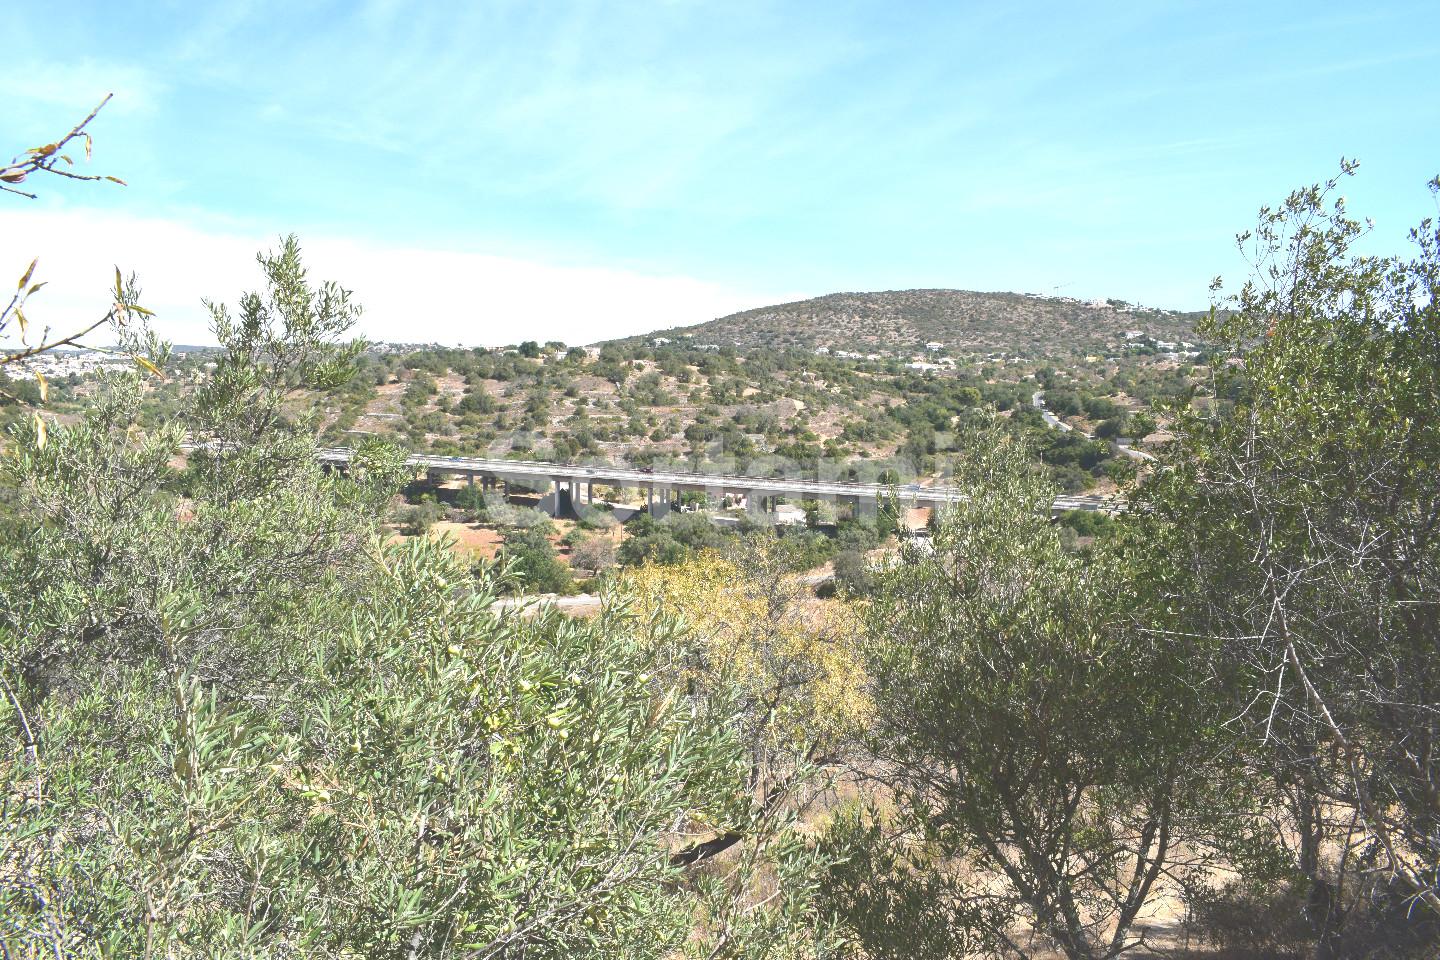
left=2, top=0, right=1438, bottom=347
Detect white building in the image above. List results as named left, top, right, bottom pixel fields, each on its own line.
left=774, top=503, right=808, bottom=526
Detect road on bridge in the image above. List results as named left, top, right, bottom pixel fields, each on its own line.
left=314, top=447, right=1120, bottom=515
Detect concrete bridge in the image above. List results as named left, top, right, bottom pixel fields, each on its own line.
left=315, top=448, right=1119, bottom=519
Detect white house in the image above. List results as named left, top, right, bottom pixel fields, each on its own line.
left=774, top=503, right=808, bottom=526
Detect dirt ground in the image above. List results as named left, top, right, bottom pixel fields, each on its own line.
left=425, top=520, right=505, bottom=558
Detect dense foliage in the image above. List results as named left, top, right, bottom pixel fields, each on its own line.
left=1137, top=166, right=1440, bottom=956
left=823, top=420, right=1227, bottom=960
left=0, top=244, right=832, bottom=958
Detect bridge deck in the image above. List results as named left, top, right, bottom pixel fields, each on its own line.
left=316, top=448, right=1117, bottom=513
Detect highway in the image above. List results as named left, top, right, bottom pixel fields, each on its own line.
left=314, top=447, right=1119, bottom=514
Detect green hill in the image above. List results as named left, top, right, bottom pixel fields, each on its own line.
left=623, top=289, right=1205, bottom=355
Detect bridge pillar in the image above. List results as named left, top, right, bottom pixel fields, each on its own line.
left=545, top=478, right=563, bottom=518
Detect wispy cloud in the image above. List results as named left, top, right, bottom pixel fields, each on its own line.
left=0, top=59, right=162, bottom=118
left=5, top=0, right=1437, bottom=315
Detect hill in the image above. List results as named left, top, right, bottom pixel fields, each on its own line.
left=623, top=289, right=1206, bottom=355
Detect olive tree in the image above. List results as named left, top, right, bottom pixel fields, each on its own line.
left=2, top=95, right=153, bottom=394
left=1, top=237, right=404, bottom=693
left=1140, top=164, right=1440, bottom=954
left=0, top=241, right=833, bottom=958
left=830, top=419, right=1222, bottom=960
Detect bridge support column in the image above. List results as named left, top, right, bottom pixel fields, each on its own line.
left=546, top=478, right=562, bottom=518
left=856, top=494, right=878, bottom=522
left=648, top=486, right=675, bottom=518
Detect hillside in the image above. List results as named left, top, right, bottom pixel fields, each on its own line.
left=626, top=289, right=1206, bottom=355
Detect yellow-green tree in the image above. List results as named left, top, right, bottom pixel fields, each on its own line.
left=618, top=536, right=864, bottom=954
left=622, top=539, right=868, bottom=791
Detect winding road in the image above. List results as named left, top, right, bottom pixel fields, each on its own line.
left=1030, top=391, right=1155, bottom=463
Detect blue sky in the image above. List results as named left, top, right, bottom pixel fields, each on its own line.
left=3, top=0, right=1438, bottom=345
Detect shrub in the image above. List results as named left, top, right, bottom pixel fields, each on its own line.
left=399, top=499, right=445, bottom=535
left=0, top=239, right=834, bottom=956
left=831, top=549, right=872, bottom=596
left=570, top=535, right=617, bottom=574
